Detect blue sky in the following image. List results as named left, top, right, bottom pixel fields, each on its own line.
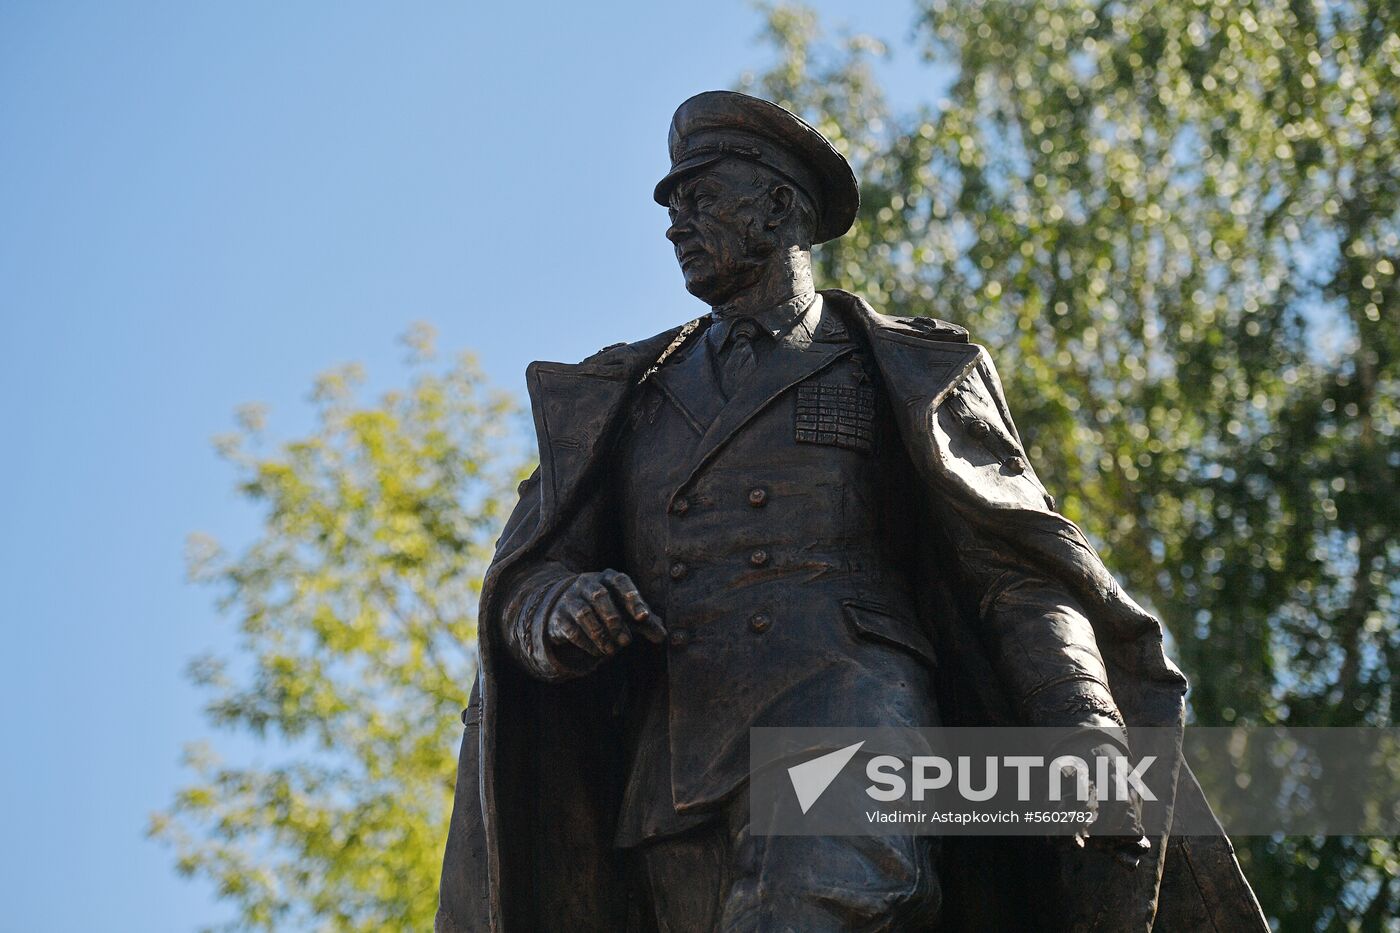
left=0, top=2, right=941, bottom=929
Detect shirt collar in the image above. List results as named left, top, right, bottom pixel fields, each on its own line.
left=711, top=291, right=820, bottom=347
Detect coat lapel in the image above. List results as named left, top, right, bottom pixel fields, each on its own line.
left=650, top=322, right=723, bottom=435
left=524, top=324, right=691, bottom=531
left=527, top=359, right=631, bottom=527
left=676, top=338, right=854, bottom=493
left=833, top=290, right=983, bottom=450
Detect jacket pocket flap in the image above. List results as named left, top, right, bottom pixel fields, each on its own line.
left=842, top=601, right=938, bottom=668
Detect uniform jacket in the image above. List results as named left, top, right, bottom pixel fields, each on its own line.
left=435, top=290, right=1268, bottom=932
left=599, top=296, right=940, bottom=845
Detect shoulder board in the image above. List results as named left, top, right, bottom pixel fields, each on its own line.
left=880, top=314, right=970, bottom=343
left=575, top=318, right=700, bottom=369
left=580, top=342, right=628, bottom=363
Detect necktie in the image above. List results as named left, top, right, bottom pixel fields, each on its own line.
left=719, top=318, right=759, bottom=399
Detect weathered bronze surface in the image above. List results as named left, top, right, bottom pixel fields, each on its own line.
left=436, top=91, right=1268, bottom=931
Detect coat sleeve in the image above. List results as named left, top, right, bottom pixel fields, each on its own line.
left=494, top=468, right=611, bottom=683
left=926, top=360, right=1126, bottom=736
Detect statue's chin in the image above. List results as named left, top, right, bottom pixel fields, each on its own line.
left=681, top=258, right=765, bottom=307
left=681, top=270, right=730, bottom=306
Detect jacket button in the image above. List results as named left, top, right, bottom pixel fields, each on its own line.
left=967, top=418, right=991, bottom=440
left=669, top=628, right=691, bottom=648
left=749, top=612, right=772, bottom=633
left=749, top=549, right=769, bottom=567
left=669, top=561, right=688, bottom=580
left=672, top=497, right=689, bottom=515
left=748, top=487, right=768, bottom=507
left=1004, top=455, right=1027, bottom=476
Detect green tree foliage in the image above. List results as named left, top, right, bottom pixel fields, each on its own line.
left=745, top=1, right=1398, bottom=926
left=153, top=4, right=1398, bottom=927
left=150, top=326, right=526, bottom=931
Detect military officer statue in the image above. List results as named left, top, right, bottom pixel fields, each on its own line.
left=435, top=92, right=1267, bottom=931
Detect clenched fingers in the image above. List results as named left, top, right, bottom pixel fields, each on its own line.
left=556, top=590, right=614, bottom=655
left=547, top=609, right=602, bottom=658
left=580, top=572, right=631, bottom=647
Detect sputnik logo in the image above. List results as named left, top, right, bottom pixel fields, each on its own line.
left=787, top=741, right=865, bottom=814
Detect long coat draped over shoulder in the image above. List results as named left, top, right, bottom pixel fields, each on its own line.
left=435, top=290, right=1267, bottom=932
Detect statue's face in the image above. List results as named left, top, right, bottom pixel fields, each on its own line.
left=665, top=161, right=774, bottom=306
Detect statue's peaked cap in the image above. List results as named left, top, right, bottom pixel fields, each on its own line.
left=653, top=90, right=860, bottom=244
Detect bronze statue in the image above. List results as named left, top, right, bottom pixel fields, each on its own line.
left=436, top=91, right=1267, bottom=931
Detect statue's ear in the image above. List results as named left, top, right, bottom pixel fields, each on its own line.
left=766, top=182, right=796, bottom=229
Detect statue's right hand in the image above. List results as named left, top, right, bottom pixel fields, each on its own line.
left=545, top=569, right=666, bottom=659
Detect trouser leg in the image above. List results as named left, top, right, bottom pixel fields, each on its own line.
left=635, top=784, right=940, bottom=933
left=636, top=818, right=729, bottom=933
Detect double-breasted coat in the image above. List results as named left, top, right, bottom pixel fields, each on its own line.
left=435, top=290, right=1267, bottom=932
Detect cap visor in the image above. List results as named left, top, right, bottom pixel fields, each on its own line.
left=652, top=153, right=728, bottom=205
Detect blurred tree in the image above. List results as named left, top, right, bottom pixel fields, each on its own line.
left=149, top=325, right=527, bottom=932
left=744, top=1, right=1398, bottom=927
left=152, top=3, right=1399, bottom=927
